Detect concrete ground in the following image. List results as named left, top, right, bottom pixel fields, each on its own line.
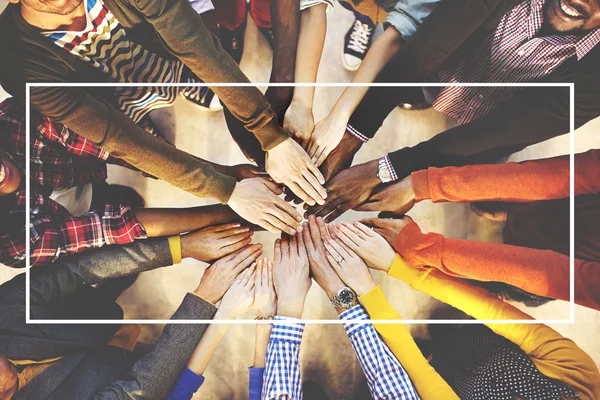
left=1, top=1, right=599, bottom=399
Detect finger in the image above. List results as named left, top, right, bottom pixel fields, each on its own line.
left=326, top=236, right=352, bottom=260
left=256, top=259, right=265, bottom=287
left=301, top=169, right=327, bottom=203
left=353, top=221, right=376, bottom=237
left=215, top=225, right=251, bottom=238
left=266, top=213, right=297, bottom=237
left=296, top=230, right=307, bottom=258
left=289, top=231, right=298, bottom=256
left=314, top=146, right=331, bottom=168
left=294, top=175, right=325, bottom=207
left=233, top=249, right=262, bottom=274
left=302, top=222, right=315, bottom=252
left=219, top=231, right=254, bottom=247
left=274, top=196, right=303, bottom=224
left=358, top=218, right=386, bottom=230
left=306, top=156, right=326, bottom=185
left=219, top=237, right=253, bottom=257
left=339, top=223, right=365, bottom=246
left=315, top=216, right=329, bottom=239
left=307, top=140, right=317, bottom=160
left=287, top=182, right=314, bottom=206
left=260, top=219, right=283, bottom=236
left=335, top=226, right=362, bottom=253
left=267, top=260, right=274, bottom=288
left=240, top=263, right=256, bottom=287
left=236, top=266, right=252, bottom=284
left=324, top=203, right=350, bottom=223
left=211, top=222, right=243, bottom=233
left=263, top=179, right=284, bottom=195
left=230, top=244, right=262, bottom=266
left=274, top=239, right=282, bottom=265
left=280, top=235, right=290, bottom=261
left=323, top=239, right=342, bottom=261
left=260, top=258, right=268, bottom=288
left=313, top=196, right=344, bottom=219
left=325, top=251, right=343, bottom=274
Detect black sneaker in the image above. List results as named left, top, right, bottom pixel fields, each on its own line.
left=219, top=13, right=247, bottom=64
left=342, top=18, right=375, bottom=71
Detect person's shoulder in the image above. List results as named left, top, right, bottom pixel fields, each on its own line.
left=0, top=3, right=20, bottom=41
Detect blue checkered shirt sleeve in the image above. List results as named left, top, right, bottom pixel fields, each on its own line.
left=341, top=306, right=420, bottom=400
left=262, top=316, right=305, bottom=400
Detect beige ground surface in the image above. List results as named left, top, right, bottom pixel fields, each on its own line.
left=1, top=1, right=599, bottom=399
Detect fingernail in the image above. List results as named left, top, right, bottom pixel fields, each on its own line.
left=297, top=225, right=304, bottom=232
left=235, top=223, right=241, bottom=227
left=296, top=216, right=303, bottom=222
left=289, top=229, right=296, bottom=235
left=303, top=222, right=308, bottom=228
left=317, top=199, right=325, bottom=205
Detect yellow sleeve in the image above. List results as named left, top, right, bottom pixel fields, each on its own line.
left=388, top=254, right=600, bottom=400
left=359, top=285, right=459, bottom=400
left=168, top=235, right=182, bottom=264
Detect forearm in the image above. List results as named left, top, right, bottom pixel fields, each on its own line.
left=134, top=205, right=238, bottom=236
left=253, top=324, right=272, bottom=368
left=329, top=28, right=404, bottom=122
left=411, top=150, right=600, bottom=203
left=270, top=0, right=300, bottom=85
left=185, top=310, right=231, bottom=376
left=290, top=4, right=328, bottom=108
left=359, top=287, right=459, bottom=400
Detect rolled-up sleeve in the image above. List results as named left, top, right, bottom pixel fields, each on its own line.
left=384, top=0, right=441, bottom=41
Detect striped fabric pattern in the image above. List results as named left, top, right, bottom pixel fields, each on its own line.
left=341, top=306, right=420, bottom=400
left=43, top=0, right=183, bottom=123
left=263, top=317, right=305, bottom=400
left=433, top=0, right=600, bottom=125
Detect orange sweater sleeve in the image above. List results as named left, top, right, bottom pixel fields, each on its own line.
left=394, top=222, right=600, bottom=311
left=411, top=149, right=600, bottom=203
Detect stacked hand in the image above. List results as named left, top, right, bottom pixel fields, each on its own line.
left=359, top=215, right=414, bottom=249
left=254, top=259, right=277, bottom=319
left=330, top=222, right=396, bottom=272
left=272, top=233, right=312, bottom=318
left=283, top=101, right=315, bottom=150
left=181, top=223, right=254, bottom=262
left=194, top=245, right=262, bottom=304
left=218, top=266, right=256, bottom=319
left=228, top=178, right=302, bottom=236
left=307, top=113, right=348, bottom=167
left=356, top=176, right=415, bottom=214
left=226, top=164, right=270, bottom=181
left=266, top=137, right=327, bottom=206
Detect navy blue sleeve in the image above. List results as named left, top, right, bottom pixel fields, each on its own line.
left=167, top=367, right=205, bottom=400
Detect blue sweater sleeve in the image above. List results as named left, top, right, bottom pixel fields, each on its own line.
left=248, top=367, right=265, bottom=400
left=167, top=367, right=205, bottom=400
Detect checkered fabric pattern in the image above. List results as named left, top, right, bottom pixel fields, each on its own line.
left=341, top=305, right=420, bottom=400
left=262, top=316, right=305, bottom=400
left=433, top=0, right=600, bottom=124
left=0, top=99, right=146, bottom=268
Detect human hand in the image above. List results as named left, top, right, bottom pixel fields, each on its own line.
left=253, top=258, right=277, bottom=319
left=355, top=176, right=415, bottom=214
left=265, top=137, right=326, bottom=206
left=307, top=113, right=348, bottom=167
left=323, top=236, right=376, bottom=297
left=301, top=215, right=345, bottom=299
left=283, top=101, right=315, bottom=149
left=181, top=223, right=254, bottom=262
left=194, top=244, right=262, bottom=304
left=228, top=178, right=303, bottom=236
left=358, top=214, right=415, bottom=248
left=330, top=222, right=396, bottom=272
left=217, top=265, right=256, bottom=319
left=318, top=131, right=364, bottom=182
left=272, top=234, right=312, bottom=318
left=226, top=164, right=270, bottom=181
left=306, top=159, right=380, bottom=222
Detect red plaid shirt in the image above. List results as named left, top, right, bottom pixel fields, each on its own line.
left=0, top=98, right=146, bottom=268
left=433, top=0, right=600, bottom=124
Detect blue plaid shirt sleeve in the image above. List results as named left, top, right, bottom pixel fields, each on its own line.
left=341, top=306, right=420, bottom=400
left=262, top=316, right=305, bottom=400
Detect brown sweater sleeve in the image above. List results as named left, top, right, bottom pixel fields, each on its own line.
left=30, top=87, right=237, bottom=203
left=130, top=0, right=289, bottom=151
left=411, top=149, right=600, bottom=203
left=394, top=222, right=600, bottom=311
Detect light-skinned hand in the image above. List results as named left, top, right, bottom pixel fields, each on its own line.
left=228, top=178, right=303, bottom=236
left=253, top=259, right=277, bottom=319
left=330, top=222, right=396, bottom=272
left=283, top=101, right=315, bottom=150
left=355, top=176, right=415, bottom=214
left=323, top=236, right=377, bottom=297
left=302, top=215, right=345, bottom=299
left=217, top=266, right=256, bottom=319
left=358, top=215, right=415, bottom=248
left=181, top=223, right=254, bottom=262
left=272, top=234, right=312, bottom=318
left=307, top=113, right=348, bottom=167
left=195, top=244, right=262, bottom=304
left=265, top=137, right=327, bottom=206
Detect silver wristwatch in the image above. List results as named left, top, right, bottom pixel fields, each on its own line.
left=377, top=157, right=394, bottom=183
left=331, top=287, right=358, bottom=309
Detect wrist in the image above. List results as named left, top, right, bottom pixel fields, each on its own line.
left=365, top=159, right=384, bottom=187
left=193, top=286, right=220, bottom=305
left=277, top=299, right=305, bottom=319
left=354, top=280, right=377, bottom=297
left=330, top=105, right=352, bottom=123
left=290, top=95, right=313, bottom=110
left=214, top=306, right=236, bottom=320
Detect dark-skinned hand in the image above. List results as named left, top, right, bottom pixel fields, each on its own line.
left=358, top=214, right=415, bottom=248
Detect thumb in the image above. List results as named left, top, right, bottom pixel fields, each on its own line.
left=357, top=217, right=386, bottom=229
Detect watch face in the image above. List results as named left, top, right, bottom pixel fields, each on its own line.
left=337, top=288, right=356, bottom=307
left=378, top=164, right=392, bottom=183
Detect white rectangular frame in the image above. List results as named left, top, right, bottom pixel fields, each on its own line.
left=25, top=82, right=575, bottom=325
